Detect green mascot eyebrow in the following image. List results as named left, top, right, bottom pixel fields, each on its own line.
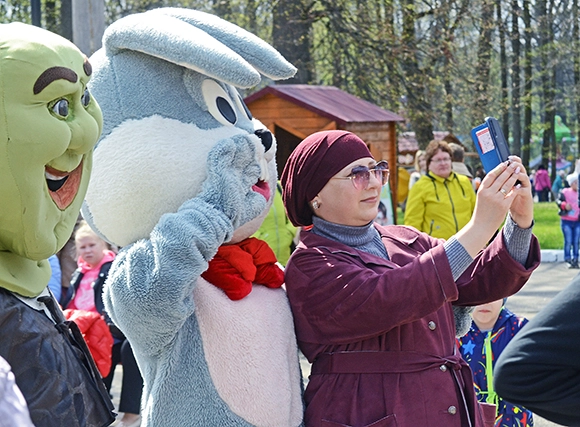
left=33, top=66, right=78, bottom=94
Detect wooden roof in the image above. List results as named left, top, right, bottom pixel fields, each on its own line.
left=245, top=85, right=404, bottom=126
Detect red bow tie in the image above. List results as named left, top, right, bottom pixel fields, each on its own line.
left=201, top=237, right=284, bottom=300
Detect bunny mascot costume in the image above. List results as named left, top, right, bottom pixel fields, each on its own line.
left=82, top=8, right=304, bottom=427
left=0, top=23, right=115, bottom=426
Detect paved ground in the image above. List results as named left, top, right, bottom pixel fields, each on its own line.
left=111, top=259, right=578, bottom=426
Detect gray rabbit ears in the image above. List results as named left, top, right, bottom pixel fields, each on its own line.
left=102, top=8, right=297, bottom=88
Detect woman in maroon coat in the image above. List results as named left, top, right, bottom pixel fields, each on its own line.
left=280, top=130, right=540, bottom=427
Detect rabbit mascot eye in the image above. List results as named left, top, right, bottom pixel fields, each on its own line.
left=82, top=8, right=304, bottom=427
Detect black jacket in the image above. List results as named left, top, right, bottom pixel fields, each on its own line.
left=494, top=274, right=580, bottom=426
left=0, top=288, right=115, bottom=426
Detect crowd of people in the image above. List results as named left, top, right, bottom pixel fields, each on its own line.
left=4, top=124, right=578, bottom=426
left=1, top=16, right=577, bottom=427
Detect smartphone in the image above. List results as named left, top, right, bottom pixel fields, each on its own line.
left=470, top=117, right=511, bottom=173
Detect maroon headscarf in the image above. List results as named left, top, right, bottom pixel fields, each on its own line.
left=281, top=130, right=373, bottom=227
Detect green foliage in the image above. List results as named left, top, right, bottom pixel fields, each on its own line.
left=1, top=0, right=579, bottom=165
left=0, top=0, right=32, bottom=24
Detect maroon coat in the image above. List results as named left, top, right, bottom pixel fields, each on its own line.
left=284, top=224, right=540, bottom=427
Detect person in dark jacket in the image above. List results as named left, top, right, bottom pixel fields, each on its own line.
left=494, top=274, right=580, bottom=426
left=280, top=130, right=540, bottom=427
left=61, top=221, right=143, bottom=427
left=0, top=23, right=115, bottom=426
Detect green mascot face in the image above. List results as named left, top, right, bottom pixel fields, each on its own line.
left=0, top=23, right=102, bottom=295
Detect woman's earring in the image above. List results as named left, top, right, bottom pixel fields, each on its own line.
left=312, top=200, right=320, bottom=210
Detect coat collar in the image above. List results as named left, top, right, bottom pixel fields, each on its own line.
left=426, top=170, right=459, bottom=183
left=299, top=224, right=421, bottom=268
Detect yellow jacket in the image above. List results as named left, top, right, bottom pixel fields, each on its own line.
left=404, top=171, right=476, bottom=239
left=252, top=183, right=297, bottom=266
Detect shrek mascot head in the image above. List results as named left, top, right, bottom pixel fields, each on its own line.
left=0, top=23, right=102, bottom=298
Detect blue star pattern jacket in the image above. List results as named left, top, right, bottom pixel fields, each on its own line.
left=458, top=307, right=534, bottom=427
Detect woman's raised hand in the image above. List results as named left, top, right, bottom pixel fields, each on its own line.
left=454, top=157, right=531, bottom=257
left=504, top=156, right=534, bottom=229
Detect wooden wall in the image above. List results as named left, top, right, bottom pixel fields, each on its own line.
left=247, top=94, right=336, bottom=138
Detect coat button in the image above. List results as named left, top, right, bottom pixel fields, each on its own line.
left=448, top=405, right=457, bottom=415
left=440, top=365, right=447, bottom=372
left=428, top=321, right=436, bottom=330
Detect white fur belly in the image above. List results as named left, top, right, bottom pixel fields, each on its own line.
left=193, top=278, right=303, bottom=427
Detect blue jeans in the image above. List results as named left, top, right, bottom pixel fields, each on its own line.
left=561, top=219, right=580, bottom=261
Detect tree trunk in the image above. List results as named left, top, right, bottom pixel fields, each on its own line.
left=538, top=0, right=555, bottom=178
left=400, top=0, right=433, bottom=148
left=573, top=0, right=580, bottom=159
left=31, top=0, right=41, bottom=26
left=522, top=0, right=533, bottom=168
left=212, top=0, right=233, bottom=22
left=511, top=0, right=522, bottom=157
left=72, top=0, right=105, bottom=55
left=245, top=0, right=257, bottom=35
left=497, top=1, right=509, bottom=140
left=45, top=0, right=58, bottom=34
left=272, top=0, right=313, bottom=84
left=474, top=0, right=494, bottom=118
left=60, top=0, right=73, bottom=41
left=441, top=10, right=453, bottom=131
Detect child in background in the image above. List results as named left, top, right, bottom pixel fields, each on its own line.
left=458, top=300, right=534, bottom=427
left=61, top=221, right=143, bottom=427
left=61, top=221, right=116, bottom=313
left=557, top=173, right=580, bottom=269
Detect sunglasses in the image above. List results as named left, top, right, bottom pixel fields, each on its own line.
left=332, top=160, right=390, bottom=190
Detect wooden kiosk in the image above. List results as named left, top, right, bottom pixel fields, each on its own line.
left=245, top=84, right=404, bottom=220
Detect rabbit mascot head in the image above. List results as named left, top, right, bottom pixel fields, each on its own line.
left=83, top=8, right=304, bottom=427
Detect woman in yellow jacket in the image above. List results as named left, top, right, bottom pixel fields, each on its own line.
left=405, top=140, right=476, bottom=239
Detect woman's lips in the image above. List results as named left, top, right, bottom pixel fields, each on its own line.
left=45, top=161, right=83, bottom=210
left=252, top=180, right=271, bottom=201
left=362, top=195, right=379, bottom=203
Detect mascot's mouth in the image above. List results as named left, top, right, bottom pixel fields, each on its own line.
left=45, top=161, right=83, bottom=210
left=252, top=180, right=270, bottom=201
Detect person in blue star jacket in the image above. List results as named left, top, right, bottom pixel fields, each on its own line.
left=458, top=299, right=534, bottom=427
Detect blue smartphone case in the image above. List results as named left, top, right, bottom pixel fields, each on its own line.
left=470, top=117, right=510, bottom=173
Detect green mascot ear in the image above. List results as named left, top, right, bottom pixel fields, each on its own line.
left=0, top=23, right=103, bottom=297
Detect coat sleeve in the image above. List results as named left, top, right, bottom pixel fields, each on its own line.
left=453, top=230, right=540, bottom=306
left=493, top=274, right=580, bottom=426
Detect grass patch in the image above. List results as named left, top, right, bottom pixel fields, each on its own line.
left=396, top=201, right=563, bottom=250
left=533, top=202, right=563, bottom=250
